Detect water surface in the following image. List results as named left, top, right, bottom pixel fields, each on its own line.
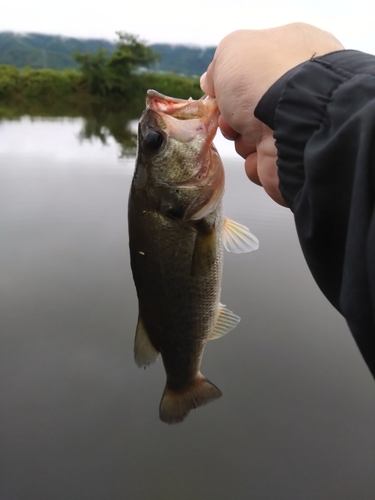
left=1, top=117, right=374, bottom=500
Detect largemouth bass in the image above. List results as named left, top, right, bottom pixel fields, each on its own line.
left=128, top=90, right=258, bottom=424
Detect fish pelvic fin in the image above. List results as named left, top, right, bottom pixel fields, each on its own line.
left=209, top=303, right=241, bottom=340
left=223, top=217, right=259, bottom=253
left=159, top=373, right=222, bottom=424
left=134, top=314, right=159, bottom=368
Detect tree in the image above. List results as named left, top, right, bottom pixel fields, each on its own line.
left=73, top=32, right=160, bottom=97
left=108, top=32, right=159, bottom=73
left=73, top=49, right=107, bottom=94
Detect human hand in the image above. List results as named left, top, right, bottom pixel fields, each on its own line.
left=200, top=23, right=344, bottom=206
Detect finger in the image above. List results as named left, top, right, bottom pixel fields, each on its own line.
left=219, top=116, right=239, bottom=140
left=256, top=149, right=287, bottom=207
left=200, top=64, right=215, bottom=96
left=200, top=72, right=208, bottom=92
left=234, top=136, right=256, bottom=160
left=244, top=153, right=262, bottom=186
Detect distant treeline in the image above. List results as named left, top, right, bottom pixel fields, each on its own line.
left=0, top=31, right=215, bottom=77
left=0, top=33, right=203, bottom=108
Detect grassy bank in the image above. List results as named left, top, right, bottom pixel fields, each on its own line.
left=0, top=65, right=203, bottom=111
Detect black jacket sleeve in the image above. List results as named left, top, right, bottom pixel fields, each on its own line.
left=254, top=50, right=375, bottom=378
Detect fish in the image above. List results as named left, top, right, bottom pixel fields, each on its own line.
left=128, top=90, right=259, bottom=424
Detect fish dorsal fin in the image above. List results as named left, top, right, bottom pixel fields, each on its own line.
left=223, top=217, right=259, bottom=253
left=209, top=303, right=241, bottom=340
left=134, top=315, right=159, bottom=368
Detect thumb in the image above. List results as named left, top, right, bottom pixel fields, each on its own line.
left=200, top=65, right=215, bottom=96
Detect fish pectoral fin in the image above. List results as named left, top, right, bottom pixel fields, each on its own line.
left=134, top=314, right=159, bottom=368
left=223, top=217, right=259, bottom=253
left=159, top=373, right=222, bottom=424
left=209, top=303, right=241, bottom=340
left=191, top=222, right=216, bottom=276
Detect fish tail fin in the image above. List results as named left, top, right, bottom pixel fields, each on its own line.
left=159, top=373, right=222, bottom=424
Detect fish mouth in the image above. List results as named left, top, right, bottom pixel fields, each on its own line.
left=145, top=90, right=219, bottom=144
left=146, top=89, right=218, bottom=121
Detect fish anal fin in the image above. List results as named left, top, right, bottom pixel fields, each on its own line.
left=134, top=314, right=159, bottom=368
left=223, top=217, right=259, bottom=253
left=159, top=373, right=222, bottom=424
left=209, top=303, right=241, bottom=340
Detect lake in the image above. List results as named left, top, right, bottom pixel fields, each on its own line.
left=1, top=115, right=374, bottom=500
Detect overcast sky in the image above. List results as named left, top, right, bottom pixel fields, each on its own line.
left=1, top=0, right=375, bottom=53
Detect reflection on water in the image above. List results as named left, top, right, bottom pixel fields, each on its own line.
left=0, top=101, right=139, bottom=157
left=0, top=112, right=374, bottom=500
left=78, top=111, right=137, bottom=157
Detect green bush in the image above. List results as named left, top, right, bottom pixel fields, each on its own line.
left=0, top=65, right=20, bottom=98
left=139, top=72, right=203, bottom=100
left=0, top=65, right=83, bottom=100
left=19, top=68, right=82, bottom=98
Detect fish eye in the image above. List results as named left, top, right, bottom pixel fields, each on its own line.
left=144, top=130, right=164, bottom=150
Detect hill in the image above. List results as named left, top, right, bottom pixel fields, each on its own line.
left=0, top=32, right=114, bottom=70
left=0, top=32, right=215, bottom=77
left=149, top=44, right=215, bottom=76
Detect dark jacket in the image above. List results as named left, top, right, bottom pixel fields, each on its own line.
left=254, top=50, right=375, bottom=378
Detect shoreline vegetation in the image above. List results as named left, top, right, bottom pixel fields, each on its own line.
left=0, top=32, right=203, bottom=118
